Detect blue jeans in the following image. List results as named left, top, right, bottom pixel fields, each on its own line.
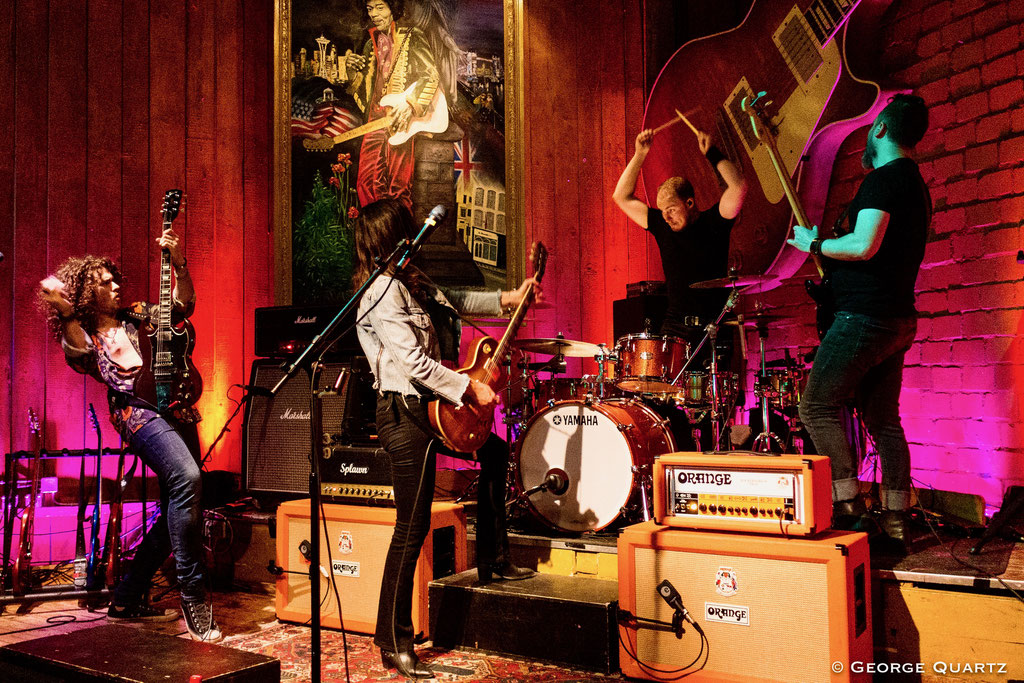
left=799, top=312, right=917, bottom=510
left=113, top=417, right=205, bottom=604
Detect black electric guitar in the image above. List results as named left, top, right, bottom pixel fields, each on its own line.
left=429, top=242, right=547, bottom=453
left=744, top=93, right=835, bottom=338
left=101, top=445, right=129, bottom=589
left=12, top=408, right=42, bottom=595
left=135, top=189, right=203, bottom=412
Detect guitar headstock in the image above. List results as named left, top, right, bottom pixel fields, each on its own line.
left=87, top=403, right=101, bottom=434
left=27, top=407, right=40, bottom=436
left=529, top=241, right=548, bottom=282
left=161, top=189, right=183, bottom=223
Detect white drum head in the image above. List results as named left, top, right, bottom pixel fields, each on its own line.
left=518, top=402, right=637, bottom=532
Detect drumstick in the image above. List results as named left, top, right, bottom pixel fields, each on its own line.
left=674, top=109, right=700, bottom=136
left=650, top=116, right=684, bottom=136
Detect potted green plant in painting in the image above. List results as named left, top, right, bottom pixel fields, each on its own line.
left=293, top=152, right=359, bottom=305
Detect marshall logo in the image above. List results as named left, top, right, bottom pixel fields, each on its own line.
left=280, top=408, right=311, bottom=420
left=295, top=315, right=317, bottom=324
left=705, top=602, right=749, bottom=625
left=676, top=471, right=733, bottom=486
left=338, top=463, right=369, bottom=476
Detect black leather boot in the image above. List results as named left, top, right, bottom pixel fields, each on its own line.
left=478, top=561, right=536, bottom=583
left=381, top=649, right=434, bottom=679
left=832, top=496, right=867, bottom=530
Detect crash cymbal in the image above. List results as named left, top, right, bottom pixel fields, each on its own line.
left=512, top=337, right=604, bottom=357
left=689, top=273, right=775, bottom=289
left=722, top=312, right=786, bottom=326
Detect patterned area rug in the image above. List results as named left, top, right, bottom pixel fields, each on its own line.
left=225, top=623, right=618, bottom=682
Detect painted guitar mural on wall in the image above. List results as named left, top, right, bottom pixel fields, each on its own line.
left=642, top=0, right=904, bottom=282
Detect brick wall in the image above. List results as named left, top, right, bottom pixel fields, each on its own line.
left=757, top=0, right=1024, bottom=508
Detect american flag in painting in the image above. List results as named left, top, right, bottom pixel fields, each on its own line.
left=291, top=97, right=361, bottom=139
left=452, top=136, right=480, bottom=190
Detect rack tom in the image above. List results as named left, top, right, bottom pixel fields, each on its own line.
left=614, top=333, right=689, bottom=395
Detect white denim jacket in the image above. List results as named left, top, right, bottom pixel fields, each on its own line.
left=356, top=275, right=501, bottom=406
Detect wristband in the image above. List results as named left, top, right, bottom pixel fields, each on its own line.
left=809, top=238, right=824, bottom=257
left=704, top=144, right=726, bottom=167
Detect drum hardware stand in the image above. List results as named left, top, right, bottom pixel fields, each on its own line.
left=752, top=321, right=785, bottom=453
left=672, top=289, right=741, bottom=451
left=594, top=344, right=616, bottom=401
left=630, top=463, right=653, bottom=522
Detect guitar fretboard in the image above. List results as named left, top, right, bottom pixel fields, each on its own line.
left=804, top=0, right=856, bottom=46
left=155, top=219, right=174, bottom=372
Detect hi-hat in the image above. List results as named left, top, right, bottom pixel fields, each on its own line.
left=513, top=337, right=604, bottom=357
left=722, top=312, right=785, bottom=326
left=689, top=273, right=774, bottom=289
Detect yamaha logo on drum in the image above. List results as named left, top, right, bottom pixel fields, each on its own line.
left=553, top=414, right=599, bottom=427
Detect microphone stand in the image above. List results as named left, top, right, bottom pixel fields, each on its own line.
left=268, top=238, right=414, bottom=683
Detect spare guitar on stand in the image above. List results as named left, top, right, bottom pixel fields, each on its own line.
left=12, top=408, right=43, bottom=596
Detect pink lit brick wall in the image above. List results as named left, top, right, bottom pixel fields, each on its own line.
left=757, top=0, right=1024, bottom=508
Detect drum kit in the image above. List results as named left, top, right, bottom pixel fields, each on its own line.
left=499, top=274, right=811, bottom=535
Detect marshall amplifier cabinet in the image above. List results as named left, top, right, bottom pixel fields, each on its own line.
left=254, top=304, right=361, bottom=358
left=618, top=522, right=871, bottom=682
left=319, top=444, right=394, bottom=505
left=653, top=452, right=832, bottom=536
left=243, top=359, right=376, bottom=495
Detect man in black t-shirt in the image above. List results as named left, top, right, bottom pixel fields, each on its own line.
left=613, top=126, right=747, bottom=450
left=788, top=95, right=932, bottom=546
left=613, top=127, right=747, bottom=344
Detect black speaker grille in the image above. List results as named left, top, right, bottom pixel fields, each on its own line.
left=244, top=361, right=351, bottom=494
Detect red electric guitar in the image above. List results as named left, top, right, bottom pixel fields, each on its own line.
left=429, top=242, right=547, bottom=453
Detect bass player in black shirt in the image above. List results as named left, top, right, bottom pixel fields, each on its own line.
left=788, top=94, right=932, bottom=547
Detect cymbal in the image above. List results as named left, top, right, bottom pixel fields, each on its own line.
left=722, top=312, right=786, bottom=326
left=689, top=273, right=775, bottom=289
left=512, top=337, right=604, bottom=357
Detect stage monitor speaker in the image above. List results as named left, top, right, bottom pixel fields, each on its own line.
left=242, top=359, right=375, bottom=495
left=613, top=294, right=667, bottom=340
left=275, top=499, right=466, bottom=635
left=618, top=522, right=871, bottom=682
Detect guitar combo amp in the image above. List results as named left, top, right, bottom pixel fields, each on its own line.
left=254, top=304, right=362, bottom=358
left=242, top=358, right=383, bottom=499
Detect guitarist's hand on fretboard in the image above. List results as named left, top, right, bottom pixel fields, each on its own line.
left=787, top=224, right=820, bottom=254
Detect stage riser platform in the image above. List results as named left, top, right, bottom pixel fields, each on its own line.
left=0, top=624, right=279, bottom=682
left=429, top=570, right=619, bottom=673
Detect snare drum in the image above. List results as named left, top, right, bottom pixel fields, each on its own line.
left=678, top=371, right=739, bottom=408
left=755, top=367, right=807, bottom=410
left=534, top=375, right=620, bottom=404
left=516, top=399, right=675, bottom=532
left=614, top=334, right=689, bottom=395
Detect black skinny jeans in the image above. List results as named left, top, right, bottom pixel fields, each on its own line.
left=373, top=392, right=510, bottom=653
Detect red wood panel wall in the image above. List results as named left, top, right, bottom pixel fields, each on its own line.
left=0, top=0, right=274, bottom=474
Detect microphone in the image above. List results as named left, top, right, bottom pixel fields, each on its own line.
left=239, top=384, right=273, bottom=397
left=543, top=471, right=569, bottom=496
left=396, top=205, right=447, bottom=270
left=657, top=579, right=697, bottom=627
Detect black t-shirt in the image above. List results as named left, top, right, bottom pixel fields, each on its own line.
left=646, top=203, right=734, bottom=326
left=829, top=157, right=931, bottom=318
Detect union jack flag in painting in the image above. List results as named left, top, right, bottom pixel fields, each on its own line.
left=452, top=136, right=480, bottom=191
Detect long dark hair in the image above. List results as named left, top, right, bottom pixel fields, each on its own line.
left=352, top=199, right=427, bottom=299
left=40, top=255, right=123, bottom=341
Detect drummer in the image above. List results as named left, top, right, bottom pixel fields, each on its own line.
left=612, top=126, right=747, bottom=352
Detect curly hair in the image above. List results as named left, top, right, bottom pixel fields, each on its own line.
left=41, top=255, right=123, bottom=341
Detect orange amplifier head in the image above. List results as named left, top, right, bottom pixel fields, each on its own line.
left=653, top=452, right=832, bottom=536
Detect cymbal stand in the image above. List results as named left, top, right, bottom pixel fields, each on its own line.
left=594, top=344, right=615, bottom=401
left=671, top=290, right=740, bottom=450
left=752, top=322, right=785, bottom=452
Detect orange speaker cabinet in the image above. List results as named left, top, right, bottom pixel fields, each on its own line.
left=276, top=500, right=467, bottom=635
left=618, top=522, right=871, bottom=682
